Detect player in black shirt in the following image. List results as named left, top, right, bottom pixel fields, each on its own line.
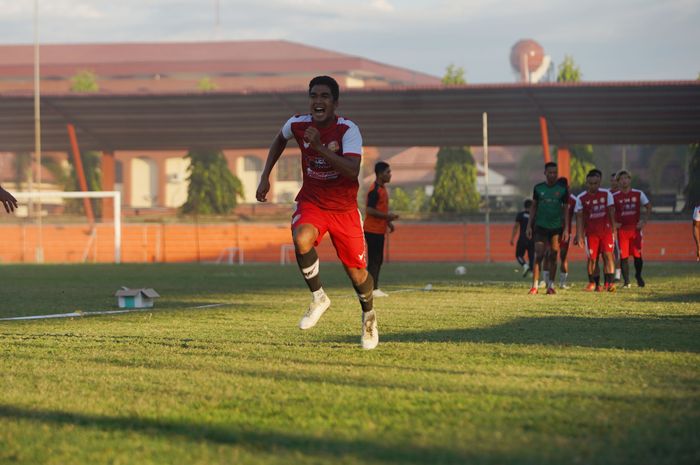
left=510, top=199, right=534, bottom=276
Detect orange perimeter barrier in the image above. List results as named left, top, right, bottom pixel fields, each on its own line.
left=0, top=221, right=695, bottom=264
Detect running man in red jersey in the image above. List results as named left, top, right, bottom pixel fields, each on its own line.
left=693, top=205, right=700, bottom=261
left=612, top=170, right=651, bottom=288
left=575, top=169, right=617, bottom=292
left=256, top=76, right=378, bottom=350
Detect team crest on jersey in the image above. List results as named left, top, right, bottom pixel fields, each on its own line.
left=327, top=141, right=340, bottom=152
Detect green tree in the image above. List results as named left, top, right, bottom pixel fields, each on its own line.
left=197, top=76, right=218, bottom=92
left=389, top=187, right=412, bottom=212
left=70, top=70, right=99, bottom=93
left=181, top=149, right=243, bottom=215
left=684, top=144, right=700, bottom=210
left=557, top=55, right=582, bottom=83
left=442, top=64, right=466, bottom=85
left=430, top=146, right=480, bottom=213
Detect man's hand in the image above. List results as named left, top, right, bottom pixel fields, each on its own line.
left=256, top=177, right=270, bottom=202
left=509, top=238, right=515, bottom=246
left=525, top=225, right=533, bottom=240
left=0, top=187, right=18, bottom=213
left=576, top=234, right=584, bottom=249
left=388, top=213, right=399, bottom=221
left=303, top=127, right=322, bottom=149
left=388, top=221, right=395, bottom=233
left=561, top=229, right=569, bottom=244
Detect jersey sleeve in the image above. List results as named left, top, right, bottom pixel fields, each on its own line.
left=606, top=191, right=614, bottom=206
left=574, top=195, right=583, bottom=213
left=281, top=117, right=295, bottom=140
left=515, top=212, right=524, bottom=224
left=367, top=185, right=379, bottom=209
left=561, top=188, right=569, bottom=204
left=693, top=206, right=700, bottom=221
left=342, top=123, right=363, bottom=157
left=532, top=187, right=539, bottom=202
left=640, top=191, right=650, bottom=205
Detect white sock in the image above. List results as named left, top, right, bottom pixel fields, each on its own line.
left=312, top=288, right=326, bottom=301
left=560, top=272, right=568, bottom=285
left=542, top=271, right=550, bottom=286
left=614, top=269, right=621, bottom=280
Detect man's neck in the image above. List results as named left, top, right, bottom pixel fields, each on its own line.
left=376, top=179, right=385, bottom=187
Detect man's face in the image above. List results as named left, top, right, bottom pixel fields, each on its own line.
left=380, top=167, right=392, bottom=184
left=610, top=175, right=619, bottom=190
left=586, top=175, right=601, bottom=193
left=544, top=166, right=558, bottom=184
left=309, top=84, right=337, bottom=125
left=618, top=173, right=631, bottom=189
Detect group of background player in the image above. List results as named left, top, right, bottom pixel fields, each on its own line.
left=516, top=161, right=651, bottom=294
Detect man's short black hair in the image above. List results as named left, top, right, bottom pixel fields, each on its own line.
left=616, top=170, right=631, bottom=180
left=587, top=169, right=603, bottom=179
left=309, top=76, right=339, bottom=102
left=544, top=161, right=558, bottom=170
left=524, top=199, right=533, bottom=209
left=375, top=161, right=390, bottom=175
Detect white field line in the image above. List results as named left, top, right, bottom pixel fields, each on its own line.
left=0, top=303, right=228, bottom=321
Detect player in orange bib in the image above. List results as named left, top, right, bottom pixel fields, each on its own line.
left=256, top=76, right=378, bottom=350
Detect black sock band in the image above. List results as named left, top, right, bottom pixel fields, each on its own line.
left=604, top=273, right=613, bottom=285
left=353, top=274, right=374, bottom=313
left=296, top=249, right=322, bottom=292
left=588, top=274, right=594, bottom=284
left=634, top=257, right=643, bottom=277
left=621, top=258, right=630, bottom=284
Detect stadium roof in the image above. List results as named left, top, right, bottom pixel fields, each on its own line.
left=1, top=81, right=698, bottom=152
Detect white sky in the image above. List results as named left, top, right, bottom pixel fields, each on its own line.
left=1, top=0, right=698, bottom=83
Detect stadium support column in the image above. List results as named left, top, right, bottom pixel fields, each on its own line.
left=66, top=123, right=95, bottom=225
left=102, top=151, right=116, bottom=220
left=539, top=116, right=552, bottom=163
left=557, top=147, right=571, bottom=182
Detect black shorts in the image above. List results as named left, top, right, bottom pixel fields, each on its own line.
left=534, top=226, right=563, bottom=244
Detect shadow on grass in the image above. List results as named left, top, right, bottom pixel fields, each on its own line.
left=341, top=316, right=700, bottom=353
left=639, top=291, right=700, bottom=304
left=0, top=404, right=469, bottom=465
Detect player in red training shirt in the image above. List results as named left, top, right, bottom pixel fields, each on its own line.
left=612, top=170, right=651, bottom=288
left=575, top=169, right=617, bottom=292
left=256, top=76, right=378, bottom=350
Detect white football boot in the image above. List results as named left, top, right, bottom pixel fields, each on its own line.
left=361, top=310, right=379, bottom=350
left=299, top=294, right=331, bottom=330
left=372, top=289, right=389, bottom=298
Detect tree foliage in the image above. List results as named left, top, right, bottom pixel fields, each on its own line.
left=70, top=70, right=99, bottom=93
left=442, top=64, right=466, bottom=85
left=181, top=149, right=243, bottom=215
left=390, top=187, right=429, bottom=213
left=684, top=143, right=700, bottom=210
left=197, top=76, right=218, bottom=92
left=557, top=55, right=582, bottom=83
left=430, top=146, right=480, bottom=213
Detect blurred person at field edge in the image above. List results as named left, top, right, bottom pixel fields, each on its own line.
left=364, top=161, right=399, bottom=298
left=612, top=170, right=651, bottom=288
left=510, top=199, right=534, bottom=277
left=576, top=169, right=617, bottom=292
left=693, top=205, right=700, bottom=261
left=609, top=171, right=622, bottom=281
left=525, top=162, right=570, bottom=295
left=255, top=75, right=379, bottom=350
left=556, top=177, right=577, bottom=289
left=0, top=185, right=17, bottom=213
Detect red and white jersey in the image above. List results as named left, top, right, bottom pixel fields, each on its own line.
left=575, top=189, right=614, bottom=235
left=282, top=114, right=363, bottom=212
left=613, top=189, right=649, bottom=230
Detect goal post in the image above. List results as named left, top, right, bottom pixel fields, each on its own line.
left=11, top=191, right=122, bottom=264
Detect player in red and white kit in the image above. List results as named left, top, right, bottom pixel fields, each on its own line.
left=256, top=76, right=378, bottom=350
left=612, top=170, right=651, bottom=288
left=575, top=169, right=617, bottom=292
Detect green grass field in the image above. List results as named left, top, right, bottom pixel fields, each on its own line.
left=1, top=262, right=698, bottom=464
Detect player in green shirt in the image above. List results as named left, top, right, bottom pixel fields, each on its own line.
left=526, top=162, right=570, bottom=295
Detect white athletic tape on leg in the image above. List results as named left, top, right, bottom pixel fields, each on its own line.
left=302, top=259, right=320, bottom=279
